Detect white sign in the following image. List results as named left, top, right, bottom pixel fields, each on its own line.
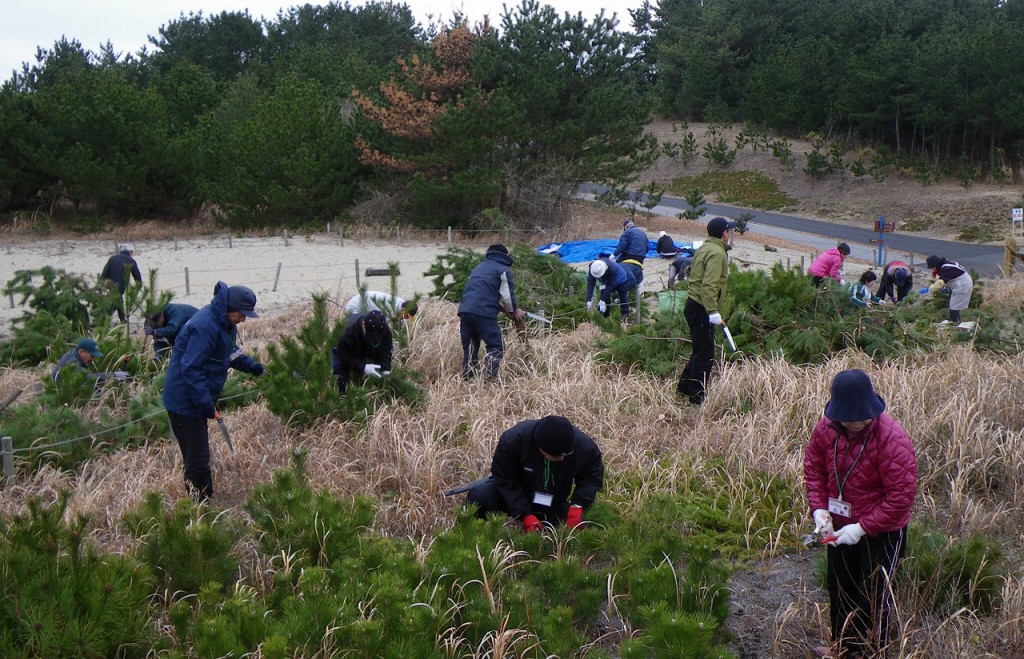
left=1014, top=208, right=1023, bottom=221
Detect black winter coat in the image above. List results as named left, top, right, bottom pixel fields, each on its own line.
left=332, top=313, right=393, bottom=376
left=101, top=251, right=142, bottom=293
left=490, top=419, right=604, bottom=519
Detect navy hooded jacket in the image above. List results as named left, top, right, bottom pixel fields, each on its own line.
left=457, top=249, right=518, bottom=318
left=154, top=303, right=199, bottom=341
left=614, top=226, right=649, bottom=263
left=162, top=282, right=261, bottom=418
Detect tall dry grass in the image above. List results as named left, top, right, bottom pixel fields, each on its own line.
left=1, top=287, right=1023, bottom=656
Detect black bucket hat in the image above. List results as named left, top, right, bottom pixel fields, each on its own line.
left=824, top=369, right=886, bottom=422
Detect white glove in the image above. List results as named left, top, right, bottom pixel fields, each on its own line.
left=381, top=371, right=391, bottom=377
left=838, top=279, right=846, bottom=286
left=112, top=371, right=130, bottom=381
left=363, top=364, right=382, bottom=379
left=708, top=312, right=723, bottom=325
left=831, top=522, right=865, bottom=546
left=598, top=300, right=607, bottom=314
left=812, top=509, right=833, bottom=535
left=586, top=301, right=593, bottom=312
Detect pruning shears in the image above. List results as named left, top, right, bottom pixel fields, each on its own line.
left=800, top=530, right=838, bottom=547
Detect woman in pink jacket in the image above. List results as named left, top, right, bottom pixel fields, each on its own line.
left=804, top=369, right=917, bottom=658
left=808, top=242, right=851, bottom=287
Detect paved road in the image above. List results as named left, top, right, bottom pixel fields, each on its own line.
left=582, top=184, right=1005, bottom=277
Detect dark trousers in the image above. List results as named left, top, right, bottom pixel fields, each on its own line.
left=827, top=527, right=907, bottom=657
left=459, top=312, right=504, bottom=379
left=168, top=412, right=213, bottom=501
left=466, top=478, right=569, bottom=523
left=677, top=297, right=715, bottom=404
left=335, top=369, right=366, bottom=394
left=153, top=338, right=172, bottom=361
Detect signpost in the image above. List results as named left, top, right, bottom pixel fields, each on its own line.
left=872, top=216, right=895, bottom=267
left=1013, top=207, right=1023, bottom=239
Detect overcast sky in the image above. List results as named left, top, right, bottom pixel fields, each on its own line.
left=1, top=0, right=644, bottom=84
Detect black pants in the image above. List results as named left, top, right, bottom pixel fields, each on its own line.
left=827, top=527, right=907, bottom=657
left=465, top=478, right=569, bottom=524
left=677, top=297, right=715, bottom=404
left=168, top=412, right=213, bottom=501
left=459, top=312, right=504, bottom=379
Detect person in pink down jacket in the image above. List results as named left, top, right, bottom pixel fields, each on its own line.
left=808, top=242, right=851, bottom=287
left=804, top=369, right=917, bottom=658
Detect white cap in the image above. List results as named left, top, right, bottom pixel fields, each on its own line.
left=590, top=260, right=608, bottom=278
left=121, top=243, right=135, bottom=252
left=659, top=231, right=666, bottom=238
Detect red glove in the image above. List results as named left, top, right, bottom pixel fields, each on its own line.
left=566, top=505, right=583, bottom=528
left=522, top=514, right=542, bottom=533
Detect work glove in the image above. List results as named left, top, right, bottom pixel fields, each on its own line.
left=251, top=363, right=264, bottom=377
left=586, top=301, right=593, bottom=312
left=381, top=370, right=391, bottom=377
left=708, top=312, right=723, bottom=325
left=918, top=287, right=931, bottom=295
left=598, top=300, right=607, bottom=314
left=812, top=509, right=833, bottom=535
left=112, top=371, right=130, bottom=381
left=204, top=405, right=217, bottom=420
left=566, top=505, right=584, bottom=529
left=929, top=280, right=944, bottom=294
left=522, top=514, right=543, bottom=533
left=363, top=363, right=382, bottom=379
left=830, top=522, right=866, bottom=546
left=838, top=279, right=846, bottom=286
left=143, top=325, right=155, bottom=336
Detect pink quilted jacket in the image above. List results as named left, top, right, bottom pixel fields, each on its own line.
left=807, top=248, right=845, bottom=281
left=804, top=413, right=917, bottom=535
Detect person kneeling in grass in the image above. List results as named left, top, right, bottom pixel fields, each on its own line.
left=465, top=415, right=604, bottom=532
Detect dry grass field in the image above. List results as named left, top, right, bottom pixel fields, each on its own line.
left=2, top=268, right=1024, bottom=655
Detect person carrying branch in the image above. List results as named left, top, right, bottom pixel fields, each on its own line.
left=331, top=309, right=393, bottom=393
left=162, top=282, right=264, bottom=502
left=465, top=415, right=604, bottom=532
left=457, top=244, right=525, bottom=380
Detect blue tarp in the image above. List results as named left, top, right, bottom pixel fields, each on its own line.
left=536, top=239, right=695, bottom=264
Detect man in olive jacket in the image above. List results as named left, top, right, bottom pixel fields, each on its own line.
left=466, top=416, right=604, bottom=532
left=677, top=217, right=736, bottom=404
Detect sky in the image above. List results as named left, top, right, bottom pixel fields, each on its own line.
left=1, top=0, right=644, bottom=84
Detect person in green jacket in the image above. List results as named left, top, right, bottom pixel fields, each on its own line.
left=677, top=217, right=736, bottom=404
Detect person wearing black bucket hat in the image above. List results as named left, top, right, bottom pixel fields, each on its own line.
left=804, top=369, right=917, bottom=658
left=162, top=281, right=265, bottom=502
left=465, top=416, right=604, bottom=532
left=332, top=309, right=394, bottom=393
left=457, top=243, right=526, bottom=380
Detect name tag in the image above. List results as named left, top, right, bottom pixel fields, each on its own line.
left=828, top=497, right=852, bottom=517
left=533, top=492, right=553, bottom=507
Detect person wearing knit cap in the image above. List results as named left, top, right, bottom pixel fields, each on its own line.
left=808, top=242, right=851, bottom=287
left=457, top=244, right=526, bottom=380
left=676, top=217, right=736, bottom=405
left=332, top=309, right=394, bottom=393
left=162, top=282, right=264, bottom=502
left=877, top=260, right=913, bottom=303
left=585, top=256, right=637, bottom=319
left=804, top=369, right=917, bottom=657
left=924, top=255, right=973, bottom=324
left=465, top=416, right=604, bottom=532
left=100, top=243, right=143, bottom=322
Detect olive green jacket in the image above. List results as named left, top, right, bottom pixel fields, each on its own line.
left=686, top=237, right=730, bottom=313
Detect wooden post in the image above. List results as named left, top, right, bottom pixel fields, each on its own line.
left=396, top=226, right=402, bottom=244
left=340, top=228, right=345, bottom=246
left=0, top=388, right=22, bottom=414
left=174, top=237, right=179, bottom=251
left=284, top=229, right=290, bottom=246
left=185, top=267, right=191, bottom=296
left=2, top=436, right=13, bottom=488
left=327, top=221, right=332, bottom=233
left=355, top=259, right=361, bottom=289
left=800, top=256, right=805, bottom=274
left=273, top=263, right=282, bottom=292
left=787, top=257, right=791, bottom=270
left=447, top=226, right=453, bottom=245
left=8, top=289, right=14, bottom=309
left=228, top=235, right=233, bottom=248
left=60, top=241, right=66, bottom=255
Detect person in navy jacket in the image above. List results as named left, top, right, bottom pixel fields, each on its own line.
left=162, top=282, right=264, bottom=501
left=145, top=303, right=199, bottom=361
left=457, top=244, right=525, bottom=380
left=586, top=257, right=636, bottom=319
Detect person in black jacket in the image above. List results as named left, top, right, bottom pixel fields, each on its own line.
left=466, top=416, right=604, bottom=532
left=100, top=243, right=143, bottom=322
left=331, top=310, right=393, bottom=393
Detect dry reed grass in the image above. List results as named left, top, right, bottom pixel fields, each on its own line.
left=2, top=289, right=1023, bottom=656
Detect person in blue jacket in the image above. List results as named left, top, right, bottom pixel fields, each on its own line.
left=162, top=282, right=264, bottom=501
left=457, top=244, right=525, bottom=380
left=145, top=303, right=199, bottom=361
left=614, top=217, right=648, bottom=291
left=586, top=257, right=637, bottom=319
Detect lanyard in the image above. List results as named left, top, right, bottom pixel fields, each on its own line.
left=833, top=428, right=869, bottom=500
left=543, top=459, right=558, bottom=491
